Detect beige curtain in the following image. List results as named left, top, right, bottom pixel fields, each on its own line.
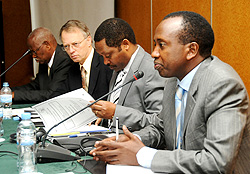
left=29, top=0, right=114, bottom=76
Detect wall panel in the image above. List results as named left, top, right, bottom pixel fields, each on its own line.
left=152, top=0, right=211, bottom=41
left=115, top=0, right=151, bottom=53
left=2, top=0, right=32, bottom=87
left=213, top=0, right=250, bottom=94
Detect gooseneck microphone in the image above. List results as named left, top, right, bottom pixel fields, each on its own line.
left=0, top=49, right=31, bottom=77
left=37, top=71, right=144, bottom=163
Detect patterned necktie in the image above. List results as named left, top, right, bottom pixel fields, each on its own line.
left=81, top=66, right=88, bottom=91
left=110, top=70, right=127, bottom=104
left=175, top=85, right=185, bottom=149
left=108, top=70, right=126, bottom=128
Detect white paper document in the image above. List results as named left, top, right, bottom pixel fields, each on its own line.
left=32, top=88, right=99, bottom=135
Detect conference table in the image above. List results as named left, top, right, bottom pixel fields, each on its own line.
left=0, top=104, right=96, bottom=174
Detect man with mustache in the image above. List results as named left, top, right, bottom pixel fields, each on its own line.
left=91, top=18, right=165, bottom=131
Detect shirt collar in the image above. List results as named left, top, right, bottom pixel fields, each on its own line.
left=177, top=62, right=202, bottom=92
left=79, top=47, right=94, bottom=73
left=48, top=50, right=55, bottom=68
left=123, top=45, right=139, bottom=73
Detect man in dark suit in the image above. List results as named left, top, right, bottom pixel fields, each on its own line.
left=51, top=20, right=112, bottom=100
left=12, top=27, right=73, bottom=103
left=90, top=11, right=250, bottom=173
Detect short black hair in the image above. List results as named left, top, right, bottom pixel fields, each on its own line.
left=164, top=11, right=214, bottom=58
left=94, top=18, right=136, bottom=48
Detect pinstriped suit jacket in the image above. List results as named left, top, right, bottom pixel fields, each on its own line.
left=107, top=45, right=165, bottom=131
left=135, top=56, right=249, bottom=173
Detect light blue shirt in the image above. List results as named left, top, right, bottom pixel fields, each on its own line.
left=136, top=63, right=202, bottom=169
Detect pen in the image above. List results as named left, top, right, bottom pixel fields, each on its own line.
left=116, top=117, right=119, bottom=141
left=68, top=133, right=87, bottom=138
left=50, top=129, right=110, bottom=137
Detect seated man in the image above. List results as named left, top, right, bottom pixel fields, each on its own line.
left=90, top=11, right=250, bottom=173
left=12, top=27, right=73, bottom=104
left=51, top=20, right=112, bottom=100
left=90, top=18, right=165, bottom=131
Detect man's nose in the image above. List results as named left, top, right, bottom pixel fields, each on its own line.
left=103, top=57, right=110, bottom=65
left=32, top=54, right=37, bottom=58
left=151, top=48, right=160, bottom=59
left=68, top=45, right=76, bottom=53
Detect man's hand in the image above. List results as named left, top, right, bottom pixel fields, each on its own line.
left=89, top=125, right=145, bottom=166
left=94, top=118, right=102, bottom=126
left=90, top=100, right=116, bottom=119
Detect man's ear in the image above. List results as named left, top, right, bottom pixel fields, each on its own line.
left=121, top=39, right=130, bottom=51
left=86, top=35, right=92, bottom=47
left=43, top=41, right=51, bottom=50
left=186, top=42, right=199, bottom=60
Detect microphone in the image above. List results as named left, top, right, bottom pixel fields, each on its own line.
left=0, top=49, right=31, bottom=77
left=36, top=71, right=144, bottom=163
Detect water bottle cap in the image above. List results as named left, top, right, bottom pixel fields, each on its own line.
left=3, top=82, right=9, bottom=87
left=21, top=112, right=31, bottom=120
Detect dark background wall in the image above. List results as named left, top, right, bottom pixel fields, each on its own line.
left=1, top=0, right=32, bottom=86
left=1, top=0, right=250, bottom=96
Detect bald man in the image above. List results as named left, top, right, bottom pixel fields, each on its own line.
left=11, top=27, right=73, bottom=103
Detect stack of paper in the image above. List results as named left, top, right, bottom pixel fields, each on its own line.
left=32, top=88, right=103, bottom=135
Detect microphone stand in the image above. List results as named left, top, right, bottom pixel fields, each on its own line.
left=0, top=49, right=31, bottom=77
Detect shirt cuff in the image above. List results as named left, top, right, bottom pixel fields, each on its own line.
left=136, top=146, right=157, bottom=169
left=134, top=134, right=142, bottom=141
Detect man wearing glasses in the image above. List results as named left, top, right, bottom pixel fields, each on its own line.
left=51, top=20, right=112, bottom=100
left=11, top=27, right=73, bottom=103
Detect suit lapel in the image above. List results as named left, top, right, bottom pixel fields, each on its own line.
left=108, top=71, right=118, bottom=101
left=182, top=57, right=213, bottom=141
left=48, top=45, right=62, bottom=80
left=163, top=78, right=178, bottom=149
left=118, top=46, right=144, bottom=105
left=39, top=64, right=50, bottom=89
left=88, top=50, right=100, bottom=95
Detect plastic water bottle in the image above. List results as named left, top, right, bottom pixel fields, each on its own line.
left=17, top=112, right=37, bottom=173
left=1, top=82, right=12, bottom=119
left=0, top=110, right=5, bottom=142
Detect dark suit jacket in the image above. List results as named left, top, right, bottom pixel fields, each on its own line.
left=12, top=45, right=73, bottom=103
left=51, top=49, right=112, bottom=100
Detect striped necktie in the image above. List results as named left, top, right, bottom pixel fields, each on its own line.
left=81, top=66, right=88, bottom=91
left=175, top=85, right=185, bottom=149
left=110, top=70, right=127, bottom=104
left=108, top=70, right=126, bottom=128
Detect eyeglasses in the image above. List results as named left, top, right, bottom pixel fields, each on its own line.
left=30, top=42, right=45, bottom=56
left=62, top=38, right=86, bottom=51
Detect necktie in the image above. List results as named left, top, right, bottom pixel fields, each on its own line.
left=81, top=66, right=88, bottom=91
left=108, top=70, right=126, bottom=128
left=175, top=85, right=185, bottom=149
left=48, top=66, right=50, bottom=76
left=110, top=70, right=127, bottom=104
